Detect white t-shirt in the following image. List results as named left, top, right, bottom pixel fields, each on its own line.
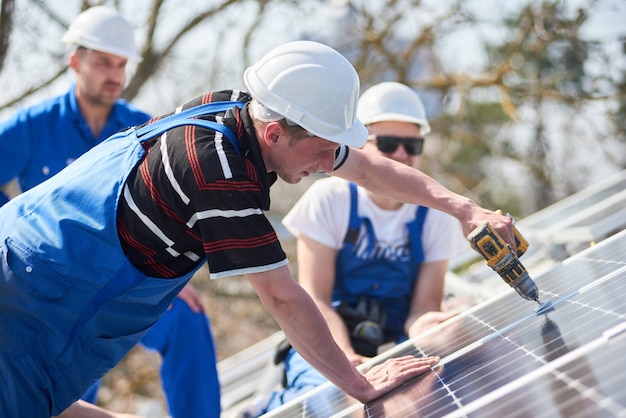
left=283, top=177, right=467, bottom=263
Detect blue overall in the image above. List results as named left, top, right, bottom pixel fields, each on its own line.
left=263, top=182, right=428, bottom=415
left=334, top=182, right=428, bottom=337
left=0, top=102, right=242, bottom=417
left=81, top=296, right=222, bottom=418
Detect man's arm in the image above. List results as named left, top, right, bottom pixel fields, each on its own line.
left=296, top=235, right=370, bottom=365
left=0, top=178, right=22, bottom=200
left=174, top=282, right=205, bottom=313
left=334, top=148, right=516, bottom=250
left=54, top=400, right=143, bottom=418
left=404, top=260, right=458, bottom=339
left=246, top=265, right=439, bottom=403
left=0, top=112, right=31, bottom=186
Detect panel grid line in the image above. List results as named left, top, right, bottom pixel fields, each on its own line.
left=441, top=322, right=626, bottom=418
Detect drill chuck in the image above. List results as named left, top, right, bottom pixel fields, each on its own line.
left=510, top=271, right=539, bottom=301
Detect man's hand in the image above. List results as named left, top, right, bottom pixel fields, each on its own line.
left=54, top=400, right=144, bottom=418
left=173, top=284, right=205, bottom=313
left=463, top=206, right=516, bottom=252
left=407, top=311, right=459, bottom=339
left=357, top=355, right=439, bottom=403
left=362, top=366, right=440, bottom=415
left=346, top=352, right=371, bottom=367
left=0, top=178, right=22, bottom=199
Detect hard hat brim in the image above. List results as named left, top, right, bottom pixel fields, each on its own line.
left=62, top=33, right=142, bottom=61
left=324, top=119, right=368, bottom=148
left=362, top=113, right=431, bottom=136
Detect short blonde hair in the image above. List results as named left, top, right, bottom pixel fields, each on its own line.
left=249, top=99, right=311, bottom=142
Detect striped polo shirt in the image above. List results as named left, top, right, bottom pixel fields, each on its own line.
left=117, top=90, right=350, bottom=279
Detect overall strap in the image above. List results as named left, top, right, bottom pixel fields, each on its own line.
left=343, top=182, right=375, bottom=255
left=136, top=101, right=244, bottom=155
left=408, top=206, right=429, bottom=263
left=344, top=182, right=361, bottom=244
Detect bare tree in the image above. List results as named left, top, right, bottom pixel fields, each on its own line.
left=122, top=0, right=246, bottom=101
left=323, top=0, right=624, bottom=213
left=0, top=0, right=16, bottom=73
left=1, top=0, right=624, bottom=212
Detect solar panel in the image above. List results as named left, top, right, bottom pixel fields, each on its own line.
left=517, top=169, right=626, bottom=235
left=262, top=229, right=626, bottom=417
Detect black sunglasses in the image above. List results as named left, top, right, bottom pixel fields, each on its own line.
left=368, top=135, right=424, bottom=155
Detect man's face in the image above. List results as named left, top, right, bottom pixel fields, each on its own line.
left=266, top=126, right=339, bottom=184
left=70, top=48, right=128, bottom=108
left=364, top=121, right=423, bottom=168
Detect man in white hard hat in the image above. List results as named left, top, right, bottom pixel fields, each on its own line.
left=0, top=40, right=517, bottom=418
left=0, top=7, right=220, bottom=418
left=260, top=82, right=467, bottom=415
left=0, top=6, right=147, bottom=193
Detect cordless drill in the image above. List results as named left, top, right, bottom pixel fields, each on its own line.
left=467, top=212, right=541, bottom=303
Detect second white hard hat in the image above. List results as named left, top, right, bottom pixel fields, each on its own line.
left=243, top=41, right=368, bottom=148
left=357, top=82, right=431, bottom=135
left=62, top=6, right=141, bottom=61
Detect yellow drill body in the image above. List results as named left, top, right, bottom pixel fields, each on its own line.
left=467, top=219, right=540, bottom=303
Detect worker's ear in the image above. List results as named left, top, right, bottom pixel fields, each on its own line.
left=68, top=51, right=80, bottom=72
left=262, top=122, right=284, bottom=147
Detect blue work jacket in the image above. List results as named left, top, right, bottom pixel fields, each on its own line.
left=0, top=83, right=150, bottom=192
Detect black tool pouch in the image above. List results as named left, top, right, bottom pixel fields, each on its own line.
left=336, top=296, right=388, bottom=357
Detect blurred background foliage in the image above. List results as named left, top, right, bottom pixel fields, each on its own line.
left=1, top=0, right=624, bottom=216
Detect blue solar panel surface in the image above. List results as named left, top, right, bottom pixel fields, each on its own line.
left=263, top=229, right=626, bottom=418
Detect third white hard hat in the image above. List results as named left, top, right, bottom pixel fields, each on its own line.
left=357, top=82, right=431, bottom=135
left=243, top=41, right=367, bottom=148
left=62, top=6, right=141, bottom=61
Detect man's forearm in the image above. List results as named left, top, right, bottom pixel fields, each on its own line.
left=247, top=268, right=372, bottom=399
left=316, top=301, right=356, bottom=355
left=335, top=149, right=516, bottom=249
left=336, top=148, right=471, bottom=216
left=54, top=400, right=142, bottom=418
left=0, top=178, right=22, bottom=199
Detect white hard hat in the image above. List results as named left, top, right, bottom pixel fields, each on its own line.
left=357, top=82, right=431, bottom=135
left=243, top=41, right=367, bottom=148
left=62, top=6, right=141, bottom=61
